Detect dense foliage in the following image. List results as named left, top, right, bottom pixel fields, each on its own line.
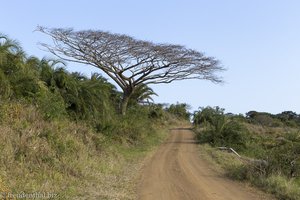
left=165, top=103, right=191, bottom=121
left=0, top=34, right=183, bottom=198
left=194, top=106, right=249, bottom=150
left=0, top=34, right=171, bottom=126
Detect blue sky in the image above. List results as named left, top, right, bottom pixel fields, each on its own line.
left=1, top=0, right=300, bottom=114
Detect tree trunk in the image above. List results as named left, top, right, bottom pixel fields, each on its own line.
left=121, top=92, right=130, bottom=115
left=120, top=86, right=135, bottom=115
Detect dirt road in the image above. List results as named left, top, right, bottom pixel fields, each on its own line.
left=138, top=128, right=273, bottom=200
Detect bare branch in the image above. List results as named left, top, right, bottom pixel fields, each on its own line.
left=37, top=26, right=225, bottom=114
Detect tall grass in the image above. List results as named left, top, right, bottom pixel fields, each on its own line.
left=0, top=101, right=173, bottom=199
left=198, top=144, right=300, bottom=200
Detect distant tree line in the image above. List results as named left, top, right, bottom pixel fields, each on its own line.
left=245, top=110, right=300, bottom=127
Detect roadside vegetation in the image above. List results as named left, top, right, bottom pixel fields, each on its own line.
left=0, top=34, right=185, bottom=199
left=193, top=106, right=300, bottom=200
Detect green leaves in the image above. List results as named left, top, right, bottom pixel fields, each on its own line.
left=128, top=84, right=157, bottom=107
left=0, top=34, right=119, bottom=123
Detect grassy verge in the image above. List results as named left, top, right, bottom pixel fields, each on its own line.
left=197, top=143, right=300, bottom=200
left=85, top=126, right=168, bottom=199
left=193, top=106, right=300, bottom=200
left=0, top=102, right=171, bottom=199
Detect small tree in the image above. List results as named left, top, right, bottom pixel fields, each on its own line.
left=37, top=27, right=225, bottom=115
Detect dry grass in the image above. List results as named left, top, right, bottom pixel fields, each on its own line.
left=244, top=122, right=298, bottom=137
left=197, top=136, right=300, bottom=200
left=0, top=102, right=170, bottom=199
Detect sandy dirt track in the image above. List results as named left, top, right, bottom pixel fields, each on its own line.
left=138, top=128, right=273, bottom=200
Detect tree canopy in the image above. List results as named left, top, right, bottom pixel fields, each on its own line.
left=37, top=27, right=225, bottom=114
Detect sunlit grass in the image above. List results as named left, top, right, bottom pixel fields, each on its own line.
left=0, top=101, right=172, bottom=199
left=198, top=143, right=300, bottom=200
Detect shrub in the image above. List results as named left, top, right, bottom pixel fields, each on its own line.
left=166, top=103, right=191, bottom=121
left=197, top=121, right=248, bottom=151
left=35, top=87, right=67, bottom=120
left=266, top=140, right=300, bottom=177
left=193, top=106, right=224, bottom=127
left=195, top=107, right=249, bottom=151
left=221, top=121, right=249, bottom=150
left=148, top=105, right=165, bottom=120
left=0, top=69, right=12, bottom=99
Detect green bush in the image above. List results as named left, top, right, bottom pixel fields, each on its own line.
left=197, top=121, right=248, bottom=151
left=35, top=88, right=67, bottom=120
left=12, top=76, right=40, bottom=98
left=0, top=69, right=12, bottom=99
left=195, top=107, right=249, bottom=151
left=193, top=106, right=224, bottom=127
left=266, top=141, right=300, bottom=177
left=166, top=103, right=190, bottom=121
left=221, top=121, right=249, bottom=150
left=148, top=105, right=165, bottom=120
